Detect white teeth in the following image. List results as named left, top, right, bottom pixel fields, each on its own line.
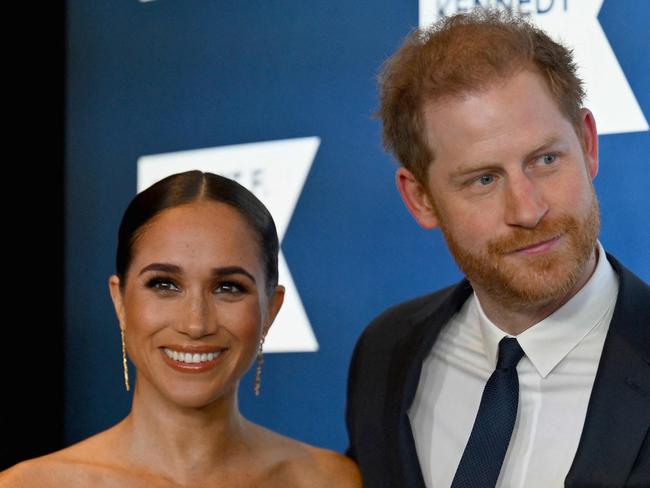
left=163, top=348, right=221, bottom=363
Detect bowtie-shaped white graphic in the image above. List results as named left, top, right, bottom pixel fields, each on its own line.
left=137, top=137, right=320, bottom=352
left=419, top=0, right=648, bottom=135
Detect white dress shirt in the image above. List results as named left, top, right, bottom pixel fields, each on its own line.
left=408, top=242, right=619, bottom=488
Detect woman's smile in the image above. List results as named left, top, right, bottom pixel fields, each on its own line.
left=160, top=346, right=228, bottom=373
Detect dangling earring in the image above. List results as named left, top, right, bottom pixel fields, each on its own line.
left=121, top=328, right=130, bottom=392
left=254, top=336, right=265, bottom=396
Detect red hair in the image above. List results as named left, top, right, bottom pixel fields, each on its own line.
left=378, top=9, right=585, bottom=183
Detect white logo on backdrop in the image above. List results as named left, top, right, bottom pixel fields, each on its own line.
left=137, top=137, right=320, bottom=353
left=419, top=0, right=648, bottom=135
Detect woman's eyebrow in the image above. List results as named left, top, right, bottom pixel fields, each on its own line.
left=210, top=266, right=256, bottom=284
left=138, top=262, right=182, bottom=276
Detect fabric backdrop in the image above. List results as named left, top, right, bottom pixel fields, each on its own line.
left=66, top=0, right=649, bottom=452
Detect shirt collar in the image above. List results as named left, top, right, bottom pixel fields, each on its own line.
left=475, top=241, right=619, bottom=377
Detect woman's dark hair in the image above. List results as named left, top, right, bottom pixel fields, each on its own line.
left=115, top=170, right=279, bottom=294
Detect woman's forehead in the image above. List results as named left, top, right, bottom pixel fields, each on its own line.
left=130, top=202, right=262, bottom=269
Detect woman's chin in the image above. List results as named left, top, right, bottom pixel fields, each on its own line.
left=154, top=382, right=238, bottom=410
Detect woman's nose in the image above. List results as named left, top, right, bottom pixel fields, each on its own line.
left=175, top=293, right=216, bottom=339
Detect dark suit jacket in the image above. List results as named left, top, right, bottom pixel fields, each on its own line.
left=346, top=255, right=650, bottom=487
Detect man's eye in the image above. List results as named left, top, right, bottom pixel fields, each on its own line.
left=476, top=174, right=495, bottom=186
left=541, top=153, right=557, bottom=164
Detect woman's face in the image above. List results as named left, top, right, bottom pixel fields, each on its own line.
left=109, top=200, right=284, bottom=408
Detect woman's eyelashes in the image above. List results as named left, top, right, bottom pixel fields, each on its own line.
left=143, top=274, right=249, bottom=296
left=146, top=275, right=179, bottom=292
left=215, top=281, right=247, bottom=295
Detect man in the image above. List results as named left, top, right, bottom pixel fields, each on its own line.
left=346, top=9, right=649, bottom=488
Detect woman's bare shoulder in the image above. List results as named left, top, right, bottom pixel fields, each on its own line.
left=300, top=445, right=362, bottom=488
left=0, top=457, right=53, bottom=487
left=253, top=425, right=361, bottom=488
left=0, top=429, right=124, bottom=488
left=0, top=449, right=91, bottom=488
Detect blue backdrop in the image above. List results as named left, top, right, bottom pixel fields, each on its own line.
left=65, top=0, right=649, bottom=453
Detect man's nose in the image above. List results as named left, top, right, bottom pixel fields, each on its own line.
left=504, top=173, right=548, bottom=228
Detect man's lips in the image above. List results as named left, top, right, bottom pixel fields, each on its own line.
left=510, top=236, right=561, bottom=255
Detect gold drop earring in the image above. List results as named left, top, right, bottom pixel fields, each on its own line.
left=121, top=328, right=130, bottom=392
left=254, top=336, right=265, bottom=396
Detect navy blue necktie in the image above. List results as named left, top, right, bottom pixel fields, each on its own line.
left=451, top=337, right=525, bottom=488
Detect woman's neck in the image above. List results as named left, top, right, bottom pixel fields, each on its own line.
left=116, top=381, right=256, bottom=483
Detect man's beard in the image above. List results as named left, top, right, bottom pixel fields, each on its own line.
left=436, top=191, right=600, bottom=311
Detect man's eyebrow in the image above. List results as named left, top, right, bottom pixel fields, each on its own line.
left=449, top=162, right=495, bottom=180
left=138, top=263, right=256, bottom=284
left=522, top=135, right=564, bottom=160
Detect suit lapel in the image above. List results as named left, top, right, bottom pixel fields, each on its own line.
left=566, top=256, right=650, bottom=486
left=385, top=256, right=649, bottom=487
left=389, top=280, right=473, bottom=488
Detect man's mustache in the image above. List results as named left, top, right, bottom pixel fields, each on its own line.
left=487, top=216, right=579, bottom=255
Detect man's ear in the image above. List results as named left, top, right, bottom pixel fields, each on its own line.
left=262, top=285, right=285, bottom=338
left=108, top=275, right=126, bottom=331
left=395, top=167, right=439, bottom=229
left=579, top=108, right=599, bottom=180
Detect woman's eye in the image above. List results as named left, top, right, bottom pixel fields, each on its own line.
left=146, top=278, right=179, bottom=292
left=215, top=282, right=244, bottom=294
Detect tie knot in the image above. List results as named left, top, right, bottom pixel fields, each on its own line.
left=496, top=337, right=525, bottom=370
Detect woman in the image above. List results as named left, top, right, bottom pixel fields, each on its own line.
left=1, top=171, right=361, bottom=487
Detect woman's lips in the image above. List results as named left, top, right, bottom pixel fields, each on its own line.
left=159, top=346, right=227, bottom=373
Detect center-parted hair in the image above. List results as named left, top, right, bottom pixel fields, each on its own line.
left=378, top=9, right=585, bottom=184
left=115, top=170, right=280, bottom=294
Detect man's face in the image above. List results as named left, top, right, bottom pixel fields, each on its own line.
left=399, top=69, right=600, bottom=310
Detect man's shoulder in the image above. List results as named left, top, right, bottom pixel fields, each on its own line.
left=606, top=254, right=650, bottom=355
left=346, top=280, right=471, bottom=418
left=608, top=254, right=650, bottom=295
left=359, top=280, right=471, bottom=349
